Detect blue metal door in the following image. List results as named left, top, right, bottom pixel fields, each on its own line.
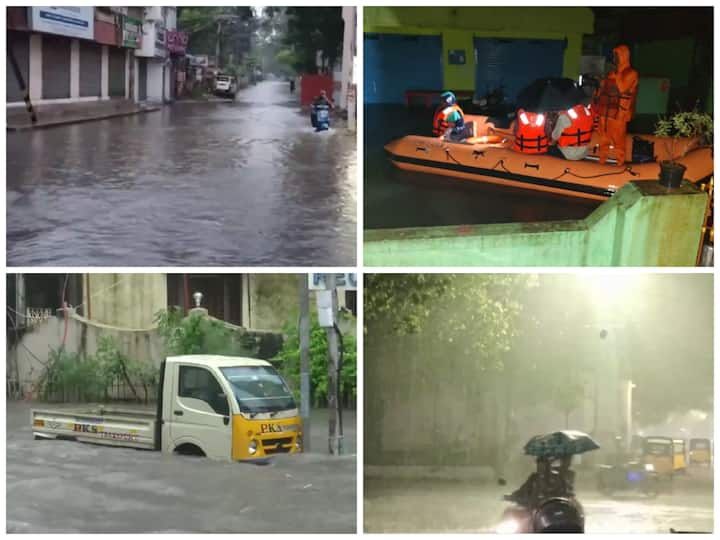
left=474, top=38, right=565, bottom=104
left=364, top=33, right=443, bottom=104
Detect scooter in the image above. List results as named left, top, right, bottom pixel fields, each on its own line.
left=496, top=479, right=585, bottom=534
left=597, top=461, right=660, bottom=498
left=497, top=494, right=585, bottom=533
left=310, top=103, right=331, bottom=131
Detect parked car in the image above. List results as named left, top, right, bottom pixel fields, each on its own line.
left=214, top=75, right=238, bottom=99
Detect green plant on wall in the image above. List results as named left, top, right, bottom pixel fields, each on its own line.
left=154, top=307, right=269, bottom=358
left=38, top=336, right=160, bottom=403
left=273, top=312, right=357, bottom=408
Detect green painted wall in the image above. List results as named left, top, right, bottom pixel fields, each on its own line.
left=364, top=7, right=594, bottom=89
left=364, top=182, right=707, bottom=267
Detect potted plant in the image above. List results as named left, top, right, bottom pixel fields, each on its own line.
left=653, top=105, right=713, bottom=187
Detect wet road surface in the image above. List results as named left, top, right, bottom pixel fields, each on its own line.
left=7, top=401, right=356, bottom=533
left=7, top=81, right=356, bottom=266
left=365, top=475, right=712, bottom=533
left=364, top=105, right=599, bottom=230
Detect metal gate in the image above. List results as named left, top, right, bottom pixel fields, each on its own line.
left=138, top=57, right=147, bottom=101
left=364, top=33, right=443, bottom=104
left=108, top=47, right=126, bottom=98
left=42, top=34, right=71, bottom=99
left=6, top=31, right=29, bottom=103
left=79, top=41, right=102, bottom=97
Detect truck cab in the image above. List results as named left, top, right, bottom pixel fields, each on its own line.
left=160, top=355, right=302, bottom=460
left=32, top=355, right=302, bottom=462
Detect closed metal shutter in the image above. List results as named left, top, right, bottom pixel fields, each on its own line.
left=108, top=47, right=126, bottom=97
left=6, top=31, right=30, bottom=103
left=138, top=57, right=147, bottom=101
left=41, top=34, right=71, bottom=99
left=79, top=41, right=102, bottom=97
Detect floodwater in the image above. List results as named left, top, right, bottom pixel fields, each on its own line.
left=7, top=81, right=356, bottom=266
left=365, top=474, right=713, bottom=533
left=364, top=105, right=600, bottom=230
left=7, top=401, right=356, bottom=533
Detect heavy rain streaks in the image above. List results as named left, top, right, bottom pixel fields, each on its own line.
left=363, top=273, right=713, bottom=533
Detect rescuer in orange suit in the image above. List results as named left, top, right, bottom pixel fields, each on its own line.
left=594, top=44, right=639, bottom=166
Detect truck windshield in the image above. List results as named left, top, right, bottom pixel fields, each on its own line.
left=220, top=366, right=296, bottom=414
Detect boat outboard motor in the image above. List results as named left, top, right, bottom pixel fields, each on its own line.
left=311, top=103, right=331, bottom=131
left=532, top=497, right=584, bottom=533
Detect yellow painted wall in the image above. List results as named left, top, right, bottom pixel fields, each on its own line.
left=84, top=273, right=167, bottom=330
left=365, top=6, right=593, bottom=89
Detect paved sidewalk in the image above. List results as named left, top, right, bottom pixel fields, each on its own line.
left=7, top=99, right=160, bottom=131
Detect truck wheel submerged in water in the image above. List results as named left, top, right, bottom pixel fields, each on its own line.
left=174, top=443, right=206, bottom=457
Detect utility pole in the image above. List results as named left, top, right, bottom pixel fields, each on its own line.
left=298, top=274, right=311, bottom=452
left=325, top=274, right=342, bottom=455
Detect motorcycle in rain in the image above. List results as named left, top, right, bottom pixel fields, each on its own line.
left=496, top=430, right=599, bottom=533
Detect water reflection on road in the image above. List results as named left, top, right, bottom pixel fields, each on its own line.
left=7, top=81, right=356, bottom=266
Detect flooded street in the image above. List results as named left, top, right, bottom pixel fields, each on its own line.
left=365, top=475, right=713, bottom=533
left=364, top=105, right=599, bottom=230
left=7, top=81, right=356, bottom=266
left=7, top=401, right=356, bottom=533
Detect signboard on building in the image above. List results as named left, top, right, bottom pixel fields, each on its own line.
left=121, top=16, right=141, bottom=48
left=29, top=7, right=94, bottom=40
left=167, top=30, right=188, bottom=55
left=309, top=274, right=357, bottom=291
left=155, top=21, right=167, bottom=54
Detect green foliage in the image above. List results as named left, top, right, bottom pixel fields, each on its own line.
left=38, top=337, right=159, bottom=403
left=654, top=103, right=713, bottom=161
left=366, top=274, right=537, bottom=371
left=273, top=313, right=357, bottom=407
left=154, top=307, right=258, bottom=357
left=179, top=7, right=255, bottom=67
left=265, top=7, right=343, bottom=74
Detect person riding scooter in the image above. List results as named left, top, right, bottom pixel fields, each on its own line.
left=311, top=90, right=334, bottom=131
left=509, top=455, right=576, bottom=509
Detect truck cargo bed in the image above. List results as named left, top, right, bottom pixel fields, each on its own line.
left=31, top=406, right=157, bottom=451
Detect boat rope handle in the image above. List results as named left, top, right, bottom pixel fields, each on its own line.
left=472, top=150, right=485, bottom=159
left=415, top=145, right=428, bottom=153
left=444, top=148, right=462, bottom=165
left=524, top=162, right=540, bottom=170
left=491, top=159, right=511, bottom=173
left=551, top=166, right=637, bottom=181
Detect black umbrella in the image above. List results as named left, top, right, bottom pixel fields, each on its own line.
left=516, top=77, right=589, bottom=113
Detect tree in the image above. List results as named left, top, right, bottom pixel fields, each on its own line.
left=265, top=7, right=344, bottom=73
left=179, top=7, right=255, bottom=68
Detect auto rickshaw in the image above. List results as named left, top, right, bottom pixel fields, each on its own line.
left=689, top=438, right=712, bottom=466
left=672, top=439, right=687, bottom=473
left=641, top=437, right=674, bottom=477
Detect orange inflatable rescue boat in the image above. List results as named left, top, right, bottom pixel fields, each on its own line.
left=385, top=114, right=713, bottom=200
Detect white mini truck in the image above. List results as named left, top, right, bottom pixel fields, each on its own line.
left=32, top=355, right=303, bottom=461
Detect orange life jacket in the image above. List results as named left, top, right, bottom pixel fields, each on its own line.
left=557, top=105, right=593, bottom=147
left=432, top=104, right=463, bottom=136
left=592, top=77, right=636, bottom=122
left=514, top=109, right=549, bottom=154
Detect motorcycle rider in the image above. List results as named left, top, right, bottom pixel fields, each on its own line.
left=509, top=455, right=576, bottom=509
